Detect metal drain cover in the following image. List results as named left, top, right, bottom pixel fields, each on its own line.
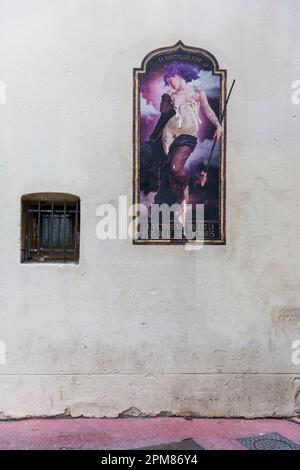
left=137, top=439, right=204, bottom=450
left=238, top=432, right=300, bottom=450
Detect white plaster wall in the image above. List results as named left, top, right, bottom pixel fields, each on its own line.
left=0, top=0, right=299, bottom=418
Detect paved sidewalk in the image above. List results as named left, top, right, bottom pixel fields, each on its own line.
left=0, top=417, right=299, bottom=450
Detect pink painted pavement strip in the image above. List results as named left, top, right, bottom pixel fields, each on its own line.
left=0, top=418, right=299, bottom=450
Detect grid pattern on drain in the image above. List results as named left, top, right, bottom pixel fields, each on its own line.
left=238, top=432, right=300, bottom=450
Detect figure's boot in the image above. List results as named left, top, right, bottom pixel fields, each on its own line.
left=200, top=171, right=208, bottom=187
left=180, top=185, right=189, bottom=228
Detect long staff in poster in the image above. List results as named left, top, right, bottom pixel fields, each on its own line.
left=201, top=79, right=236, bottom=187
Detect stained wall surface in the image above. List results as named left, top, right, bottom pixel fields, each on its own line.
left=0, top=0, right=299, bottom=418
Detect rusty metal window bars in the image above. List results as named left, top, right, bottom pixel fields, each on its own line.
left=21, top=194, right=80, bottom=263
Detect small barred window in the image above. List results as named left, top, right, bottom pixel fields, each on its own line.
left=21, top=193, right=80, bottom=263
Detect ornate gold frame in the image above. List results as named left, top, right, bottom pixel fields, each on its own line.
left=133, top=41, right=227, bottom=245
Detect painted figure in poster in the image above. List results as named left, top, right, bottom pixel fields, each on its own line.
left=151, top=62, right=222, bottom=209
left=136, top=43, right=226, bottom=243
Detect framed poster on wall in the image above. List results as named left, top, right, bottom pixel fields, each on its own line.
left=133, top=41, right=227, bottom=245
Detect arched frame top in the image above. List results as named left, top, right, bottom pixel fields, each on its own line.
left=135, top=40, right=221, bottom=74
